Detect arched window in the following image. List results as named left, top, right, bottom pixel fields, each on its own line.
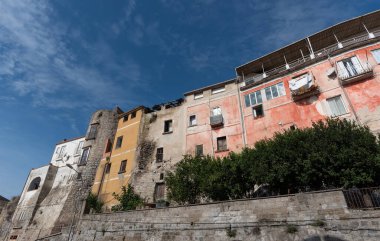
left=28, top=177, right=41, bottom=191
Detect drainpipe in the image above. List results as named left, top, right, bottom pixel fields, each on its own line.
left=235, top=70, right=247, bottom=147
left=307, top=37, right=315, bottom=59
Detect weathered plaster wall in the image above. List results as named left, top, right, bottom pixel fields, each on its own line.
left=240, top=42, right=380, bottom=146
left=71, top=190, right=380, bottom=241
left=185, top=81, right=244, bottom=158
left=132, top=103, right=186, bottom=203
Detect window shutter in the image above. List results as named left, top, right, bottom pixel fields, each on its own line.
left=337, top=61, right=349, bottom=78
left=350, top=56, right=363, bottom=73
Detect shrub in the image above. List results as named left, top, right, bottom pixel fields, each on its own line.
left=112, top=185, right=143, bottom=211
left=86, top=193, right=103, bottom=213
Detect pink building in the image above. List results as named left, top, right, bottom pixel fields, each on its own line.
left=236, top=11, right=380, bottom=146
left=184, top=80, right=244, bottom=158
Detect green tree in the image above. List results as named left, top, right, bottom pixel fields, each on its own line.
left=86, top=193, right=104, bottom=213
left=112, top=185, right=143, bottom=211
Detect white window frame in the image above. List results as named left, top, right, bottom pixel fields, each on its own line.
left=371, top=49, right=380, bottom=64
left=194, top=92, right=204, bottom=99
left=211, top=86, right=225, bottom=94
left=57, top=145, right=66, bottom=159
left=336, top=56, right=364, bottom=78
left=326, top=95, right=347, bottom=117
left=244, top=90, right=263, bottom=107
left=264, top=82, right=286, bottom=101
left=75, top=141, right=84, bottom=156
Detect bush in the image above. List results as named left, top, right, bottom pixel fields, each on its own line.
left=112, top=185, right=143, bottom=211
left=86, top=193, right=103, bottom=213
left=165, top=118, right=380, bottom=203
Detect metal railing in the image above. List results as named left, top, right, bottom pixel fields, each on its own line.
left=337, top=63, right=373, bottom=81
left=244, top=29, right=380, bottom=86
left=343, top=187, right=380, bottom=209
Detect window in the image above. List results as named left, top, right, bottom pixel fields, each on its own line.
left=75, top=141, right=84, bottom=155
left=55, top=147, right=61, bottom=154
left=264, top=82, right=286, bottom=100
left=79, top=147, right=90, bottom=165
left=211, top=86, right=225, bottom=94
left=337, top=56, right=363, bottom=78
left=211, top=107, right=222, bottom=117
left=159, top=173, right=164, bottom=180
left=57, top=145, right=66, bottom=159
left=244, top=90, right=263, bottom=107
left=86, top=124, right=98, bottom=140
left=123, top=115, right=129, bottom=122
left=105, top=163, right=111, bottom=174
left=327, top=95, right=347, bottom=116
left=105, top=139, right=112, bottom=153
left=194, top=92, right=203, bottom=99
left=156, top=147, right=164, bottom=162
left=119, top=160, right=127, bottom=173
left=10, top=235, right=18, bottom=240
left=372, top=49, right=380, bottom=63
left=252, top=105, right=264, bottom=118
left=154, top=183, right=165, bottom=201
left=28, top=177, right=41, bottom=191
left=131, top=112, right=136, bottom=118
left=115, top=136, right=123, bottom=149
left=195, top=144, right=203, bottom=156
left=164, top=120, right=173, bottom=133
left=216, top=136, right=227, bottom=151
left=189, top=115, right=197, bottom=126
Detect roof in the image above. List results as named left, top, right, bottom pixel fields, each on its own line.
left=56, top=136, right=85, bottom=145
left=118, top=106, right=149, bottom=119
left=236, top=10, right=380, bottom=76
left=184, top=78, right=236, bottom=96
left=0, top=195, right=9, bottom=202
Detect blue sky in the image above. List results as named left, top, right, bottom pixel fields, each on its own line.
left=0, top=0, right=378, bottom=199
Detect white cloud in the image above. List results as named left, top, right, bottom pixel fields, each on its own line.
left=0, top=0, right=143, bottom=110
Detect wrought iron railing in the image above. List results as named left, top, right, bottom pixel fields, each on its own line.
left=343, top=187, right=380, bottom=209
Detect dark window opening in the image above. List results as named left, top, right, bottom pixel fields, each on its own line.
left=115, top=136, right=123, bottom=149
left=28, top=177, right=41, bottom=191
left=217, top=136, right=227, bottom=151
left=123, top=115, right=129, bottom=122
left=105, top=163, right=111, bottom=174
left=119, top=160, right=127, bottom=173
left=156, top=148, right=164, bottom=162
left=76, top=172, right=82, bottom=180
left=164, top=120, right=173, bottom=133
left=290, top=124, right=297, bottom=130
left=105, top=139, right=113, bottom=153
left=79, top=147, right=90, bottom=165
left=252, top=105, right=264, bottom=118
left=86, top=124, right=99, bottom=140
left=160, top=173, right=164, bottom=180
left=195, top=144, right=203, bottom=156
left=131, top=112, right=136, bottom=118
left=10, top=235, right=18, bottom=240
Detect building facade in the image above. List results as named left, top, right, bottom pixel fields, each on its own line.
left=91, top=107, right=147, bottom=210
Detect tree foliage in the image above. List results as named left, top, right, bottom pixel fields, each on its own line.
left=112, top=184, right=143, bottom=211
left=165, top=118, right=380, bottom=204
left=86, top=193, right=104, bottom=213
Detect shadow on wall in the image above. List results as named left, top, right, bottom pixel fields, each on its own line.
left=304, top=236, right=346, bottom=241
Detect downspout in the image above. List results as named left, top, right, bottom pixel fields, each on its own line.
left=235, top=70, right=247, bottom=147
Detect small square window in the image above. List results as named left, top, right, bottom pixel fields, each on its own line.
left=164, top=120, right=173, bottom=133
left=217, top=137, right=227, bottom=151
left=252, top=105, right=264, bottom=118
left=105, top=163, right=111, bottom=174
left=195, top=144, right=203, bottom=156
left=327, top=95, right=347, bottom=116
left=123, top=115, right=129, bottom=122
left=115, top=136, right=123, bottom=149
left=194, top=92, right=203, bottom=99
left=189, top=115, right=197, bottom=126
left=131, top=112, right=136, bottom=118
left=211, top=86, right=225, bottom=94
left=156, top=147, right=164, bottom=162
left=119, top=160, right=127, bottom=173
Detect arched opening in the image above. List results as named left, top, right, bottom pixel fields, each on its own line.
left=28, top=177, right=41, bottom=191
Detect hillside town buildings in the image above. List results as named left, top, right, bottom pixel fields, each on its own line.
left=1, top=10, right=380, bottom=241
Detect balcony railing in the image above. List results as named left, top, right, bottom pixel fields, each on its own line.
left=210, top=114, right=223, bottom=128
left=337, top=63, right=374, bottom=85
left=244, top=29, right=380, bottom=87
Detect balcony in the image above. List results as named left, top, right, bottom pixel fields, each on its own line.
left=210, top=114, right=223, bottom=128
left=337, top=64, right=374, bottom=86
left=290, top=74, right=320, bottom=101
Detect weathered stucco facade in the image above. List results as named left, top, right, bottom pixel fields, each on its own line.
left=132, top=100, right=186, bottom=203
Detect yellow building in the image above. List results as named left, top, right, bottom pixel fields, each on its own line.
left=92, top=106, right=146, bottom=209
